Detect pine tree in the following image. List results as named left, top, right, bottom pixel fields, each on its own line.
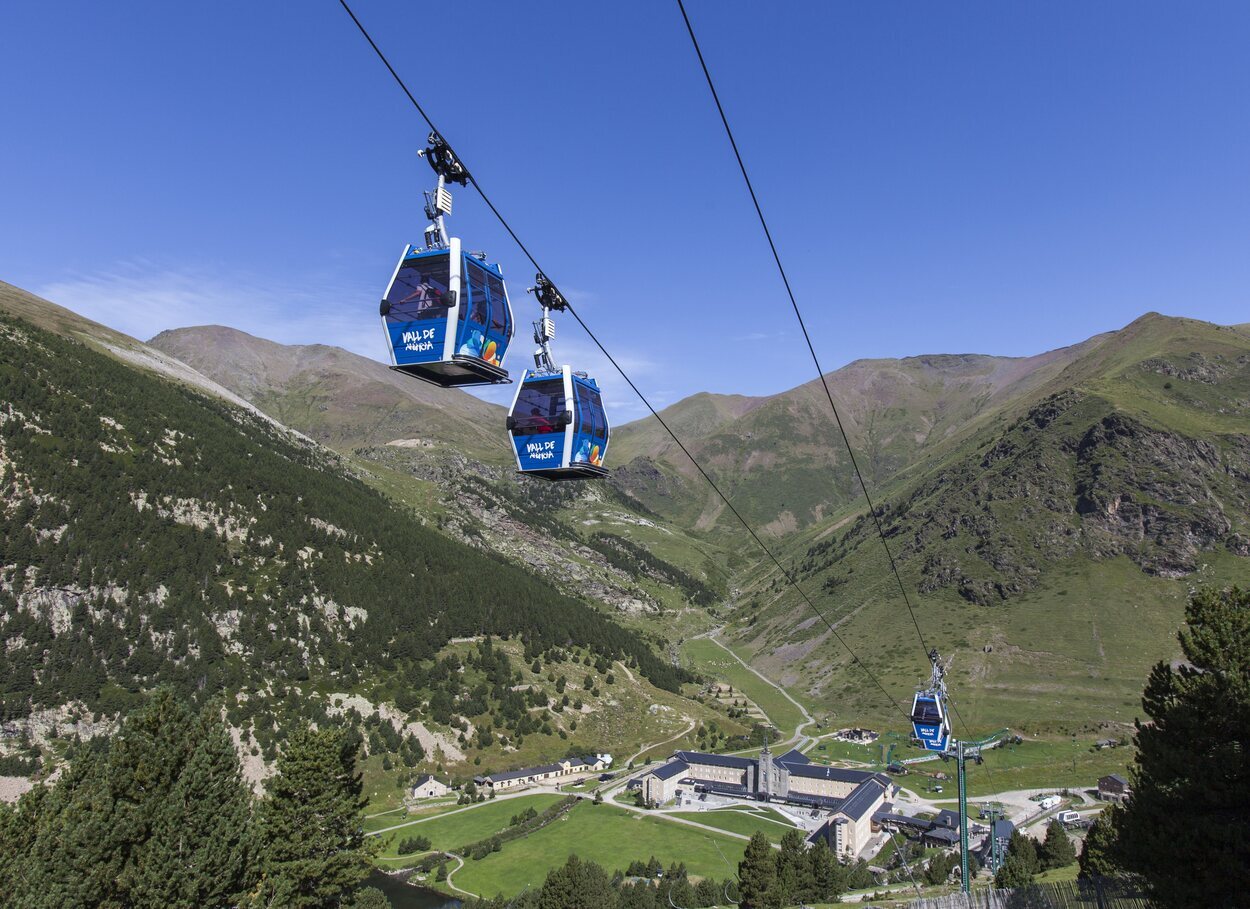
left=1038, top=819, right=1076, bottom=870
left=994, top=852, right=1035, bottom=889
left=1078, top=808, right=1120, bottom=879
left=536, top=855, right=616, bottom=909
left=995, top=831, right=1040, bottom=888
left=1111, top=586, right=1250, bottom=907
left=774, top=828, right=810, bottom=905
left=132, top=713, right=255, bottom=907
left=738, top=831, right=777, bottom=909
left=0, top=783, right=47, bottom=897
left=807, top=839, right=846, bottom=901
left=248, top=723, right=374, bottom=908
left=1008, top=829, right=1040, bottom=874
left=14, top=689, right=198, bottom=907
left=347, top=887, right=390, bottom=909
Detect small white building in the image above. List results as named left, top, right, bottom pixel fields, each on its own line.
left=411, top=774, right=451, bottom=800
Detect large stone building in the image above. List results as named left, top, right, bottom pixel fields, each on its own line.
left=808, top=781, right=891, bottom=857
left=640, top=745, right=894, bottom=857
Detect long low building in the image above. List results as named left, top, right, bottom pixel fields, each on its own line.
left=474, top=755, right=609, bottom=792
left=640, top=745, right=895, bottom=857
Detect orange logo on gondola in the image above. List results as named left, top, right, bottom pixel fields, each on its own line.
left=590, top=445, right=602, bottom=466
left=483, top=340, right=498, bottom=363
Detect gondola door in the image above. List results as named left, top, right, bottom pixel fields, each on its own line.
left=458, top=255, right=511, bottom=371
left=380, top=242, right=461, bottom=375
left=571, top=376, right=608, bottom=470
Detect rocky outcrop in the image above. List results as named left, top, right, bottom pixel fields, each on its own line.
left=807, top=389, right=1250, bottom=605
left=1075, top=415, right=1238, bottom=577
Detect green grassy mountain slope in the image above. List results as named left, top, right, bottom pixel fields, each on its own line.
left=610, top=337, right=1109, bottom=537
left=149, top=325, right=507, bottom=460
left=719, top=313, right=1250, bottom=732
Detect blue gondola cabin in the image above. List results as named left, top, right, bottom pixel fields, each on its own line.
left=379, top=237, right=513, bottom=387
left=507, top=367, right=609, bottom=480
left=910, top=690, right=952, bottom=753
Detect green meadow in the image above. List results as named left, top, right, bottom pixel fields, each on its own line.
left=450, top=802, right=748, bottom=898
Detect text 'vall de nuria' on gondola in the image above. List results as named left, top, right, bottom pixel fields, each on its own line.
left=526, top=440, right=558, bottom=459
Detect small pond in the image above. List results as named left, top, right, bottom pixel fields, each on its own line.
left=360, top=869, right=462, bottom=909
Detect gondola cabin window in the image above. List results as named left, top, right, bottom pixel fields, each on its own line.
left=385, top=254, right=451, bottom=322
left=512, top=379, right=564, bottom=435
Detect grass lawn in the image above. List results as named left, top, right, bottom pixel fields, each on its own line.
left=804, top=736, right=881, bottom=764
left=1034, top=864, right=1081, bottom=883
left=956, top=738, right=1133, bottom=797
left=669, top=808, right=795, bottom=840
left=363, top=799, right=460, bottom=834
left=374, top=794, right=564, bottom=855
left=680, top=637, right=806, bottom=735
left=706, top=804, right=792, bottom=825
left=451, top=802, right=748, bottom=898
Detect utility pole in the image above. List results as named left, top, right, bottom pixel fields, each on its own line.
left=957, top=739, right=970, bottom=892
left=948, top=729, right=1009, bottom=894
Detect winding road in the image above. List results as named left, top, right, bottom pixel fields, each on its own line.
left=696, top=630, right=818, bottom=751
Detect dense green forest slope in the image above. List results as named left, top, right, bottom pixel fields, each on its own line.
left=0, top=311, right=686, bottom=730
left=150, top=325, right=734, bottom=621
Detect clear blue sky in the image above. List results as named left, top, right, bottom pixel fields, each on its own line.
left=3, top=1, right=1249, bottom=417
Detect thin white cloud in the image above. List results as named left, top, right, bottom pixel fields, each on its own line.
left=37, top=261, right=386, bottom=362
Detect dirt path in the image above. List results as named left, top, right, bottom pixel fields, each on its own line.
left=441, top=853, right=477, bottom=897
left=626, top=717, right=697, bottom=765
left=366, top=789, right=546, bottom=838
left=701, top=632, right=817, bottom=751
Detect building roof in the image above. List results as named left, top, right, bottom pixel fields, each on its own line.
left=775, top=748, right=810, bottom=766
left=479, top=761, right=565, bottom=784
left=924, top=827, right=961, bottom=845
left=992, top=819, right=1015, bottom=840
left=787, top=791, right=845, bottom=810
left=934, top=809, right=961, bottom=830
left=413, top=774, right=439, bottom=787
left=697, top=780, right=751, bottom=796
left=674, top=750, right=756, bottom=771
left=873, top=811, right=932, bottom=830
left=1102, top=773, right=1130, bottom=786
left=648, top=760, right=690, bottom=782
left=839, top=782, right=886, bottom=821
left=786, top=763, right=875, bottom=784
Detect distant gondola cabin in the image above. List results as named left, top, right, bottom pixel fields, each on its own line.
left=507, top=367, right=609, bottom=480
left=379, top=238, right=513, bottom=386
left=910, top=690, right=951, bottom=753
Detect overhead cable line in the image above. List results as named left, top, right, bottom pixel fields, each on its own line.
left=336, top=0, right=909, bottom=722
left=675, top=1, right=1000, bottom=765
left=674, top=0, right=931, bottom=658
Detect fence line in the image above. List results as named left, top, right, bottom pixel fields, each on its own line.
left=907, top=877, right=1153, bottom=909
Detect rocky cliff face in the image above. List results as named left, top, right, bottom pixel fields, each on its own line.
left=800, top=323, right=1250, bottom=607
